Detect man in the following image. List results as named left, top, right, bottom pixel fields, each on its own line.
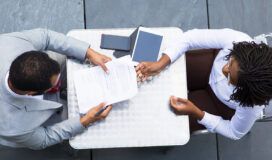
left=0, top=28, right=112, bottom=149
left=136, top=28, right=272, bottom=140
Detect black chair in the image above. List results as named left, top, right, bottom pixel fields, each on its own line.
left=185, top=49, right=235, bottom=134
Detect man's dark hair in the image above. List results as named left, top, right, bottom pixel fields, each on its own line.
left=9, top=51, right=60, bottom=92
left=226, top=41, right=272, bottom=107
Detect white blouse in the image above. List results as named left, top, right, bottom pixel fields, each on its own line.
left=164, top=28, right=264, bottom=140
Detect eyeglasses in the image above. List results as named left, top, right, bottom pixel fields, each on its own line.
left=31, top=74, right=62, bottom=95
left=46, top=74, right=61, bottom=93
left=52, top=74, right=61, bottom=87
left=226, top=57, right=233, bottom=85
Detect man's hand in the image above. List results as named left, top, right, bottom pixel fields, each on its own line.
left=135, top=54, right=171, bottom=81
left=86, top=48, right=112, bottom=73
left=80, top=103, right=112, bottom=127
left=170, top=96, right=204, bottom=120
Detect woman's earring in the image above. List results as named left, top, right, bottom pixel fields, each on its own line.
left=227, top=73, right=231, bottom=85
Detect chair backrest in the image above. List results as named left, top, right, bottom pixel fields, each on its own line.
left=186, top=49, right=235, bottom=134
left=254, top=33, right=272, bottom=46
left=186, top=49, right=219, bottom=91
left=263, top=101, right=272, bottom=118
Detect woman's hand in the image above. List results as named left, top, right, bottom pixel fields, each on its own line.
left=135, top=54, right=171, bottom=81
left=86, top=48, right=112, bottom=73
left=136, top=62, right=162, bottom=81
left=170, top=96, right=204, bottom=120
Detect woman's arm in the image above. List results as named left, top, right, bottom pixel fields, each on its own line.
left=170, top=95, right=263, bottom=140
left=164, top=28, right=252, bottom=63
left=198, top=106, right=263, bottom=140
left=136, top=28, right=252, bottom=80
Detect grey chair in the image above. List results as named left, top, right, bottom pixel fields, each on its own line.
left=254, top=33, right=272, bottom=123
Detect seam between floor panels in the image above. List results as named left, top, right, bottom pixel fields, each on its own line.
left=83, top=0, right=87, bottom=29
left=206, top=0, right=210, bottom=29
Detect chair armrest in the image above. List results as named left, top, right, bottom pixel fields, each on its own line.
left=191, top=129, right=210, bottom=136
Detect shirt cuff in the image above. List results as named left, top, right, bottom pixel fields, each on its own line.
left=67, top=117, right=85, bottom=136
left=67, top=37, right=90, bottom=61
left=163, top=47, right=181, bottom=63
left=197, top=111, right=222, bottom=132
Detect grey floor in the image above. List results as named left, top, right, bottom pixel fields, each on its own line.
left=1, top=0, right=272, bottom=160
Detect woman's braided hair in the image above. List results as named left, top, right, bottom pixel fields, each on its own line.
left=226, top=41, right=272, bottom=107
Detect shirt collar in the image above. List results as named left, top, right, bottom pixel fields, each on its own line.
left=0, top=71, right=62, bottom=111
left=5, top=72, right=43, bottom=100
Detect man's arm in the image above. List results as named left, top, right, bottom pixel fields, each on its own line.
left=6, top=103, right=112, bottom=150
left=9, top=117, right=84, bottom=150
left=7, top=28, right=89, bottom=61
left=5, top=28, right=112, bottom=72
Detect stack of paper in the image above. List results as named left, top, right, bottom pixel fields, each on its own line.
left=73, top=56, right=138, bottom=114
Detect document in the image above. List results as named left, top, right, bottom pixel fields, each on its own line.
left=73, top=56, right=138, bottom=114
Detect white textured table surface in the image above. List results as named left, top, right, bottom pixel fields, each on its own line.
left=67, top=27, right=189, bottom=149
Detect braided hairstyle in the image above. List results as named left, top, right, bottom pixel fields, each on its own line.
left=225, top=41, right=272, bottom=107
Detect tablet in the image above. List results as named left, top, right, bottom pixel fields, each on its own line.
left=100, top=34, right=131, bottom=51
left=131, top=27, right=163, bottom=62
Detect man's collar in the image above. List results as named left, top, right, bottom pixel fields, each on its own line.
left=0, top=71, right=62, bottom=111
left=4, top=71, right=40, bottom=99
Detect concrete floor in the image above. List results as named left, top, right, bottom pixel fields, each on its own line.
left=1, top=0, right=272, bottom=160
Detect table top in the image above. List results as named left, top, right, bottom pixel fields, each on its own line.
left=67, top=27, right=189, bottom=149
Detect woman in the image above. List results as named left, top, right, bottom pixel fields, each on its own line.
left=136, top=28, right=272, bottom=140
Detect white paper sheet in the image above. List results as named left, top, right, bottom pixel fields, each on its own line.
left=73, top=56, right=138, bottom=114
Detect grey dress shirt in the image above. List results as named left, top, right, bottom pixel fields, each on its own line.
left=0, top=28, right=89, bottom=150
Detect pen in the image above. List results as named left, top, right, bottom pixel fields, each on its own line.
left=95, top=105, right=110, bottom=117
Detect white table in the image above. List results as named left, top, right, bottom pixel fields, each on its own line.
left=67, top=27, right=189, bottom=149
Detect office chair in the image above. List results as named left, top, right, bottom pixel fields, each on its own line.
left=185, top=49, right=235, bottom=136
